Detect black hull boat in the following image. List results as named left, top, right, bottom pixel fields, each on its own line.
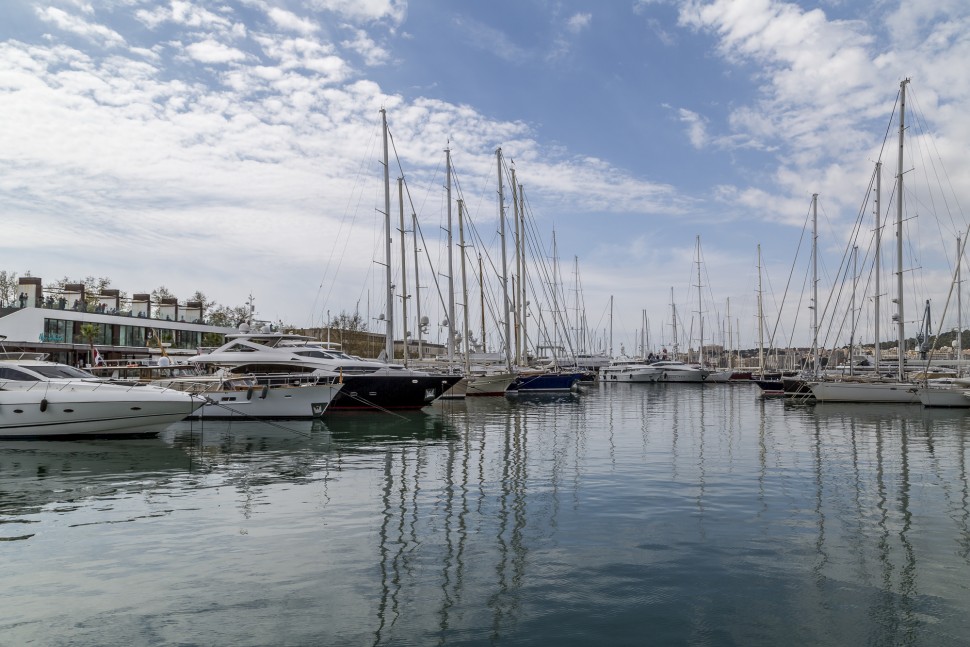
left=327, top=374, right=462, bottom=411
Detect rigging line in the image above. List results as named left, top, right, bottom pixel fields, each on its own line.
left=816, top=191, right=873, bottom=352
left=312, top=118, right=383, bottom=328
left=909, top=87, right=967, bottom=236
left=763, top=199, right=812, bottom=353
left=517, top=188, right=580, bottom=359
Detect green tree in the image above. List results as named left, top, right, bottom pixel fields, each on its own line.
left=207, top=304, right=250, bottom=328
left=79, top=323, right=99, bottom=365
left=0, top=270, right=18, bottom=307
left=330, top=310, right=367, bottom=331
left=151, top=285, right=175, bottom=301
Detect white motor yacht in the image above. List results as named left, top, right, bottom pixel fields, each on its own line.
left=187, top=333, right=461, bottom=411
left=599, top=361, right=662, bottom=383
left=650, top=360, right=710, bottom=383
left=0, top=353, right=205, bottom=438
left=151, top=371, right=344, bottom=419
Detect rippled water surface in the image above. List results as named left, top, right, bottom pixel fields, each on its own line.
left=3, top=383, right=970, bottom=646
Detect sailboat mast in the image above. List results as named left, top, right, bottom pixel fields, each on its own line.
left=958, top=233, right=963, bottom=376
left=412, top=212, right=423, bottom=359
left=671, top=287, right=678, bottom=359
left=398, top=177, right=408, bottom=366
left=518, top=183, right=527, bottom=364
left=609, top=295, right=614, bottom=358
left=850, top=245, right=857, bottom=376
left=874, top=161, right=881, bottom=370
left=511, top=167, right=521, bottom=365
left=497, top=148, right=512, bottom=369
left=758, top=244, right=765, bottom=377
left=811, top=193, right=819, bottom=375
left=896, top=78, right=910, bottom=381
left=574, top=256, right=581, bottom=354
left=479, top=254, right=487, bottom=355
left=445, top=147, right=456, bottom=362
left=552, top=230, right=560, bottom=364
left=381, top=108, right=394, bottom=361
left=459, top=199, right=471, bottom=374
left=696, top=235, right=704, bottom=367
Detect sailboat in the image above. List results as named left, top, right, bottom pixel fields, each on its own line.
left=918, top=233, right=970, bottom=407
left=809, top=78, right=921, bottom=404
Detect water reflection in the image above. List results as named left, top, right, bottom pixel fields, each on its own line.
left=4, top=385, right=970, bottom=645
left=0, top=438, right=192, bottom=539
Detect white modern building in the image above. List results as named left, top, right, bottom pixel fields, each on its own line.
left=0, top=276, right=235, bottom=366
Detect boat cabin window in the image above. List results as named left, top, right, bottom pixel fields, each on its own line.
left=31, top=365, right=96, bottom=379
left=0, top=366, right=41, bottom=381
left=294, top=350, right=337, bottom=359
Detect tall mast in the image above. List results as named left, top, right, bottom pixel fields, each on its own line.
left=850, top=245, right=857, bottom=376
left=758, top=244, right=765, bottom=377
left=574, top=256, right=581, bottom=354
left=398, top=177, right=408, bottom=366
left=518, top=183, right=527, bottom=363
left=726, top=297, right=732, bottom=369
left=609, top=295, right=614, bottom=358
left=552, top=230, right=559, bottom=365
left=958, top=233, right=963, bottom=376
left=445, top=146, right=456, bottom=362
left=671, top=287, right=678, bottom=359
left=458, top=199, right=471, bottom=374
left=380, top=108, right=394, bottom=361
left=811, top=193, right=819, bottom=375
left=479, top=254, right=487, bottom=355
left=896, top=78, right=910, bottom=381
left=497, top=148, right=512, bottom=370
left=874, top=162, right=882, bottom=371
left=696, top=235, right=703, bottom=366
left=412, top=212, right=423, bottom=359
left=511, top=166, right=521, bottom=365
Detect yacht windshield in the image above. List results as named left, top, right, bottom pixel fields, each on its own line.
left=31, top=365, right=97, bottom=379
left=0, top=366, right=41, bottom=381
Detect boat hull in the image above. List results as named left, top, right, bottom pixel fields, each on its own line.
left=191, top=383, right=343, bottom=419
left=467, top=373, right=516, bottom=396
left=511, top=372, right=584, bottom=392
left=810, top=381, right=920, bottom=404
left=600, top=366, right=662, bottom=383
left=0, top=383, right=203, bottom=438
left=918, top=386, right=970, bottom=408
left=328, top=374, right=462, bottom=410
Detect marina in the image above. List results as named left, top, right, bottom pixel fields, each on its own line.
left=3, top=382, right=969, bottom=646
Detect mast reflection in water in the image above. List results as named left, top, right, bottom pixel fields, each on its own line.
left=2, top=385, right=969, bottom=646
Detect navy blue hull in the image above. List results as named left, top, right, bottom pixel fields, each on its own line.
left=511, top=372, right=584, bottom=392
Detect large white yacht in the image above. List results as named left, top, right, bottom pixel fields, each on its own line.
left=187, top=333, right=461, bottom=411
left=0, top=353, right=205, bottom=438
left=599, top=361, right=663, bottom=383
left=650, top=360, right=710, bottom=383
left=89, top=362, right=345, bottom=419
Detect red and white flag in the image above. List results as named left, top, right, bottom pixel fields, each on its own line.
left=93, top=347, right=104, bottom=366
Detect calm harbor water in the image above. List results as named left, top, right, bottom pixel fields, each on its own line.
left=3, top=382, right=970, bottom=646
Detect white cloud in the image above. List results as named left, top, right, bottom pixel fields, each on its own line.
left=267, top=7, right=319, bottom=35
left=306, top=0, right=407, bottom=26
left=36, top=6, right=126, bottom=48
left=678, top=108, right=709, bottom=148
left=566, top=13, right=592, bottom=34
left=340, top=27, right=390, bottom=66
left=184, top=39, right=247, bottom=64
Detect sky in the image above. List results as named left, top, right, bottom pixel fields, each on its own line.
left=2, top=0, right=970, bottom=357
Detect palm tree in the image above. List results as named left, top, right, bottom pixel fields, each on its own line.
left=79, top=323, right=99, bottom=366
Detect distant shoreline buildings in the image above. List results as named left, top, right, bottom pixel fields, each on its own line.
left=0, top=276, right=235, bottom=366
